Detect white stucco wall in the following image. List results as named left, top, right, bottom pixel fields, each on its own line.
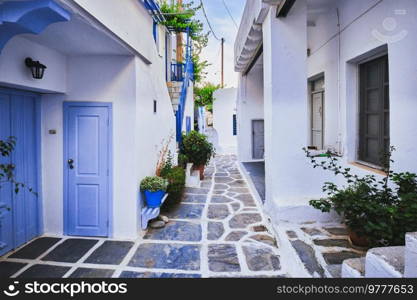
left=66, top=0, right=154, bottom=63
left=237, top=62, right=264, bottom=162
left=213, top=88, right=237, bottom=154
left=236, top=0, right=417, bottom=222
left=183, top=82, right=195, bottom=133
left=0, top=2, right=177, bottom=239
left=0, top=37, right=67, bottom=93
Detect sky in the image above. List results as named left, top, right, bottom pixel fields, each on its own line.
left=193, top=0, right=246, bottom=88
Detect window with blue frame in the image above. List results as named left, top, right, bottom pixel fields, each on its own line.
left=233, top=114, right=237, bottom=136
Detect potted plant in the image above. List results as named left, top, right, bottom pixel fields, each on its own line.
left=181, top=131, right=215, bottom=180
left=140, top=176, right=167, bottom=208
left=303, top=147, right=417, bottom=248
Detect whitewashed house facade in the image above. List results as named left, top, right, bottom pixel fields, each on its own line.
left=0, top=0, right=195, bottom=256
left=235, top=0, right=417, bottom=222
left=212, top=87, right=238, bottom=154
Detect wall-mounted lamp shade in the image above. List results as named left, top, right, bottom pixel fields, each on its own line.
left=25, top=58, right=47, bottom=79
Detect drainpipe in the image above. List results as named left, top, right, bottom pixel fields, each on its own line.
left=336, top=8, right=342, bottom=155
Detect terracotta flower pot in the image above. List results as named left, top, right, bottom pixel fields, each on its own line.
left=348, top=229, right=370, bottom=248
left=194, top=165, right=205, bottom=180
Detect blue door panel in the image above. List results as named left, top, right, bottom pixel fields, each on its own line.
left=0, top=93, right=13, bottom=256
left=65, top=104, right=110, bottom=237
left=21, top=96, right=38, bottom=242
left=0, top=89, right=39, bottom=257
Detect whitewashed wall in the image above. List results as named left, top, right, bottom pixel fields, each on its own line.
left=0, top=37, right=67, bottom=93
left=237, top=62, right=264, bottom=162
left=213, top=88, right=237, bottom=154
left=183, top=82, right=195, bottom=133
left=0, top=1, right=177, bottom=239
left=235, top=0, right=417, bottom=223
left=67, top=0, right=155, bottom=62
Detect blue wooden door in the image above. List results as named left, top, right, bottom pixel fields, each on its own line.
left=64, top=103, right=111, bottom=237
left=0, top=92, right=13, bottom=256
left=0, top=89, right=39, bottom=256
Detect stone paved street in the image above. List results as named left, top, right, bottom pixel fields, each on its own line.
left=0, top=155, right=285, bottom=278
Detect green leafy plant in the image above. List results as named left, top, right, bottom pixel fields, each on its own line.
left=304, top=147, right=417, bottom=247
left=160, top=1, right=209, bottom=82
left=194, top=83, right=220, bottom=112
left=178, top=153, right=189, bottom=168
left=160, top=151, right=174, bottom=178
left=192, top=55, right=210, bottom=84
left=181, top=131, right=215, bottom=166
left=140, top=176, right=167, bottom=192
left=162, top=166, right=186, bottom=205
left=1, top=137, right=34, bottom=195
left=160, top=1, right=203, bottom=38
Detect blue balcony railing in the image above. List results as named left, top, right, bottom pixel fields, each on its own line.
left=175, top=27, right=194, bottom=143
left=171, top=63, right=185, bottom=82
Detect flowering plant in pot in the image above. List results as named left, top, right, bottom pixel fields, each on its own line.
left=181, top=131, right=215, bottom=180
left=140, top=176, right=167, bottom=208
left=303, top=147, right=417, bottom=248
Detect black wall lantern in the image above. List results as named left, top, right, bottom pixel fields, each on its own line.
left=25, top=57, right=47, bottom=79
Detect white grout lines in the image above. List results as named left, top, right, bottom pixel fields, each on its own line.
left=1, top=155, right=287, bottom=278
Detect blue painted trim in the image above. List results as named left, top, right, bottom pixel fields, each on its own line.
left=152, top=21, right=158, bottom=43
left=63, top=102, right=113, bottom=237
left=186, top=116, right=191, bottom=133
left=139, top=0, right=165, bottom=23
left=175, top=27, right=194, bottom=143
left=0, top=0, right=71, bottom=53
left=35, top=96, right=43, bottom=235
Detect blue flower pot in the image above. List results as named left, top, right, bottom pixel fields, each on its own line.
left=144, top=190, right=165, bottom=208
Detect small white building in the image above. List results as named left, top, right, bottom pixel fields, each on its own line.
left=0, top=0, right=194, bottom=256
left=212, top=87, right=238, bottom=154
left=235, top=0, right=417, bottom=222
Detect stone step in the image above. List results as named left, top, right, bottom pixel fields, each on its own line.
left=341, top=258, right=365, bottom=278
left=326, top=264, right=342, bottom=278
left=405, top=232, right=417, bottom=277
left=365, top=246, right=404, bottom=278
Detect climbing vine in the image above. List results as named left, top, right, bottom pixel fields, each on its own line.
left=0, top=137, right=34, bottom=196
left=160, top=1, right=209, bottom=83
left=194, top=82, right=220, bottom=112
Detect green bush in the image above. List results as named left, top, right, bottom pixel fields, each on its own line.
left=163, top=166, right=186, bottom=205
left=304, top=147, right=417, bottom=247
left=178, top=153, right=189, bottom=169
left=140, top=176, right=167, bottom=192
left=181, top=131, right=215, bottom=166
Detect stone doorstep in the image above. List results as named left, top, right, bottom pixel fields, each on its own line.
left=365, top=246, right=405, bottom=278
left=406, top=232, right=417, bottom=254
left=341, top=258, right=365, bottom=278
left=405, top=232, right=417, bottom=277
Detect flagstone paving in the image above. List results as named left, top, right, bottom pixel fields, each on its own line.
left=0, top=155, right=286, bottom=278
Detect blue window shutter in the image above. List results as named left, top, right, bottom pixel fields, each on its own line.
left=153, top=21, right=158, bottom=43
left=233, top=114, right=237, bottom=136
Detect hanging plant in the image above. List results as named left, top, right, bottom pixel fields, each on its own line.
left=160, top=1, right=209, bottom=82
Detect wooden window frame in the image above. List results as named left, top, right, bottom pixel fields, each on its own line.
left=309, top=76, right=325, bottom=150
left=358, top=55, right=389, bottom=167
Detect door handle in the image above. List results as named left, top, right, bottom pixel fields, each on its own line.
left=68, top=159, right=74, bottom=170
